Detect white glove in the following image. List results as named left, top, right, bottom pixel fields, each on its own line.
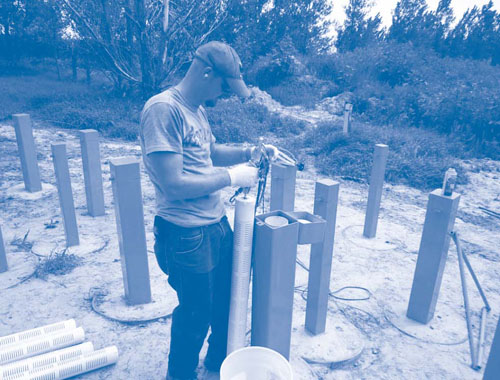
left=227, top=164, right=259, bottom=188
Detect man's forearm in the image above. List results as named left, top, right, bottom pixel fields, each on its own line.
left=163, top=168, right=231, bottom=201
left=211, top=144, right=251, bottom=167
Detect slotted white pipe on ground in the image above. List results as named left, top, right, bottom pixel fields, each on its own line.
left=0, top=342, right=94, bottom=379
left=227, top=197, right=256, bottom=355
left=0, top=320, right=76, bottom=349
left=7, top=346, right=118, bottom=380
left=0, top=328, right=85, bottom=366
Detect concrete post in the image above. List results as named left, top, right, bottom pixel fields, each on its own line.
left=363, top=144, right=389, bottom=238
left=251, top=211, right=299, bottom=359
left=109, top=157, right=151, bottom=305
left=484, top=318, right=500, bottom=379
left=270, top=164, right=297, bottom=212
left=305, top=180, right=339, bottom=335
left=343, top=103, right=353, bottom=135
left=407, top=189, right=460, bottom=323
left=13, top=114, right=42, bottom=192
left=0, top=226, right=8, bottom=273
left=79, top=130, right=105, bottom=216
left=51, top=143, right=79, bottom=247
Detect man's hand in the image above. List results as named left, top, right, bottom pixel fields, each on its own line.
left=227, top=164, right=259, bottom=188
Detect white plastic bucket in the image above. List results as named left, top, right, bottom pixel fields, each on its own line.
left=220, top=346, right=293, bottom=380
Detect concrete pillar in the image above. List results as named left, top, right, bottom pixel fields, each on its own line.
left=0, top=226, right=8, bottom=273
left=79, top=130, right=105, bottom=216
left=305, top=180, right=339, bottom=335
left=343, top=103, right=353, bottom=135
left=51, top=143, right=79, bottom=247
left=363, top=144, right=389, bottom=238
left=407, top=190, right=460, bottom=323
left=270, top=164, right=297, bottom=212
left=484, top=318, right=500, bottom=379
left=13, top=114, right=42, bottom=192
left=251, top=211, right=299, bottom=359
left=109, top=157, right=151, bottom=305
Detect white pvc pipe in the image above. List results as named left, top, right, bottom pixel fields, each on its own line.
left=0, top=320, right=76, bottom=349
left=0, top=342, right=94, bottom=379
left=227, top=197, right=256, bottom=355
left=13, top=346, right=118, bottom=380
left=0, top=328, right=85, bottom=366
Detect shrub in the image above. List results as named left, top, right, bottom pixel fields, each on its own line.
left=302, top=120, right=469, bottom=190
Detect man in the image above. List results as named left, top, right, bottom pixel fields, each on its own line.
left=139, top=41, right=275, bottom=380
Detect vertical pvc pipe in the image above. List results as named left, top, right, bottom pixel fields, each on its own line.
left=0, top=226, right=7, bottom=273
left=79, top=129, right=105, bottom=217
left=484, top=318, right=500, bottom=379
left=51, top=143, right=79, bottom=247
left=227, top=197, right=256, bottom=354
left=270, top=164, right=297, bottom=212
left=12, top=114, right=42, bottom=192
left=109, top=157, right=151, bottom=305
left=305, top=180, right=339, bottom=335
left=363, top=144, right=389, bottom=238
left=251, top=212, right=299, bottom=359
left=407, top=189, right=460, bottom=323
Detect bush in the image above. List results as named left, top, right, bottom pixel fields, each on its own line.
left=308, top=41, right=500, bottom=156
left=302, top=120, right=469, bottom=190
left=207, top=96, right=308, bottom=143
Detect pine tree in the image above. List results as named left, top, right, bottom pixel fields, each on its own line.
left=335, top=0, right=383, bottom=53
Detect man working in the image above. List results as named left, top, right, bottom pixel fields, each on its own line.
left=139, top=41, right=276, bottom=380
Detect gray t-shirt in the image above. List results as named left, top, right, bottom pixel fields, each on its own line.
left=139, top=87, right=225, bottom=227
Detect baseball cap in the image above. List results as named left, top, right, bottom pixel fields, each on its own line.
left=194, top=41, right=251, bottom=98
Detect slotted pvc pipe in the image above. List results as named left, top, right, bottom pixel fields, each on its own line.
left=0, top=328, right=85, bottom=366
left=0, top=320, right=76, bottom=349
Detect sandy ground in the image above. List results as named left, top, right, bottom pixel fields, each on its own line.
left=0, top=121, right=499, bottom=380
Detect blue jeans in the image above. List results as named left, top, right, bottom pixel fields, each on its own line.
left=154, top=215, right=233, bottom=379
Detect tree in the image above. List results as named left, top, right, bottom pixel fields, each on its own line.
left=388, top=0, right=428, bottom=44
left=58, top=0, right=229, bottom=94
left=335, top=0, right=383, bottom=53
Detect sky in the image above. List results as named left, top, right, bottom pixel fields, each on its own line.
left=329, top=0, right=499, bottom=27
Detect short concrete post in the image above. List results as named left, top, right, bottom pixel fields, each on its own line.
left=270, top=164, right=297, bottom=212
left=343, top=103, right=353, bottom=135
left=51, top=143, right=79, bottom=247
left=363, top=144, right=389, bottom=238
left=13, top=114, right=42, bottom=192
left=305, top=180, right=339, bottom=335
left=407, top=189, right=460, bottom=323
left=109, top=157, right=151, bottom=305
left=0, top=226, right=8, bottom=273
left=251, top=211, right=299, bottom=359
left=79, top=130, right=105, bottom=216
left=484, top=318, right=500, bottom=379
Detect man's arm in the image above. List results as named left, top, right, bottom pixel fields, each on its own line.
left=149, top=151, right=231, bottom=201
left=211, top=143, right=251, bottom=167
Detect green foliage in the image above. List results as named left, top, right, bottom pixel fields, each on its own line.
left=335, top=0, right=383, bottom=53
left=0, top=73, right=142, bottom=141
left=309, top=41, right=500, bottom=152
left=206, top=97, right=308, bottom=143
left=302, top=120, right=469, bottom=190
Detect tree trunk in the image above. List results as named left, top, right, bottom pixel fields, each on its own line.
left=134, top=0, right=154, bottom=93
left=72, top=42, right=78, bottom=81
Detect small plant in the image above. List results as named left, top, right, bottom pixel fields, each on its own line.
left=34, top=249, right=83, bottom=280
left=10, top=230, right=33, bottom=251
left=44, top=219, right=59, bottom=229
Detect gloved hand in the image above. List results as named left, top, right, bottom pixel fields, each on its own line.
left=227, top=164, right=259, bottom=188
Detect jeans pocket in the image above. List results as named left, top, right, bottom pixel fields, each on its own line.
left=175, top=228, right=204, bottom=254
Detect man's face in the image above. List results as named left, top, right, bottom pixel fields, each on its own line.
left=204, top=75, right=231, bottom=108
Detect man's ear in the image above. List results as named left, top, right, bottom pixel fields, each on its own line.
left=203, top=67, right=214, bottom=79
